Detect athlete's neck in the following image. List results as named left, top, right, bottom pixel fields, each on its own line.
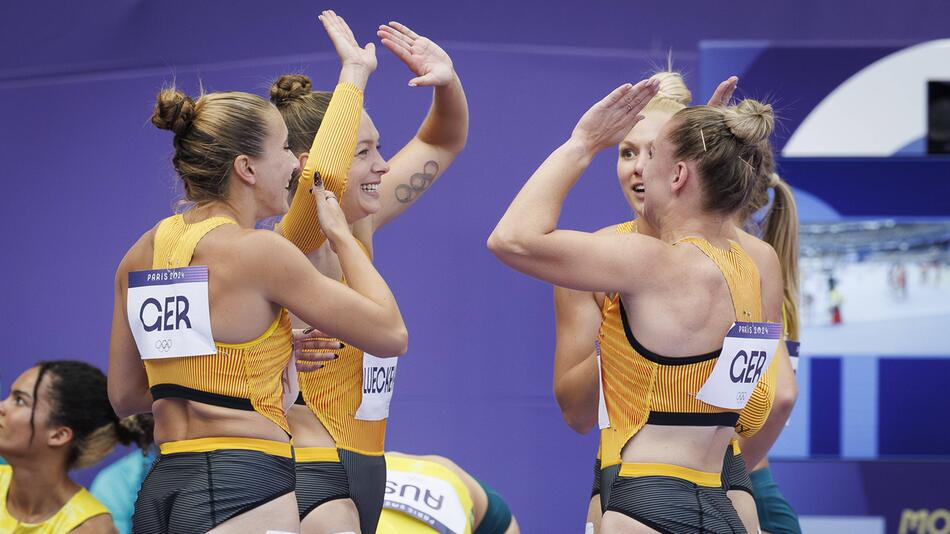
left=6, top=458, right=76, bottom=522
left=185, top=201, right=253, bottom=229
left=660, top=211, right=730, bottom=246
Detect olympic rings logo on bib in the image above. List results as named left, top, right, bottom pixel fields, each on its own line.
left=154, top=339, right=173, bottom=352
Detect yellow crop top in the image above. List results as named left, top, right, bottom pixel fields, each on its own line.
left=598, top=236, right=777, bottom=468
left=376, top=454, right=475, bottom=534
left=277, top=83, right=364, bottom=254
left=0, top=465, right=110, bottom=533
left=142, top=214, right=294, bottom=434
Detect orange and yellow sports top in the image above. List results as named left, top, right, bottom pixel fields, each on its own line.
left=598, top=236, right=777, bottom=468
left=0, top=465, right=111, bottom=534
left=271, top=81, right=392, bottom=455
left=143, top=215, right=294, bottom=434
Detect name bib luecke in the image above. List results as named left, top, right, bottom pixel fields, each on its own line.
left=383, top=469, right=468, bottom=534
left=355, top=353, right=397, bottom=421
left=695, top=322, right=781, bottom=409
left=127, top=266, right=215, bottom=360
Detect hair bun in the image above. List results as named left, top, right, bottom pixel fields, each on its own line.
left=270, top=74, right=313, bottom=106
left=649, top=71, right=692, bottom=107
left=151, top=88, right=196, bottom=135
left=723, top=99, right=774, bottom=145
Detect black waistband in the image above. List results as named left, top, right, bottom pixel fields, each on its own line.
left=294, top=391, right=307, bottom=406
left=619, top=300, right=721, bottom=365
left=150, top=384, right=254, bottom=411
left=647, top=411, right=740, bottom=427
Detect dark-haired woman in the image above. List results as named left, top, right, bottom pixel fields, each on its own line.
left=270, top=15, right=468, bottom=534
left=108, top=11, right=408, bottom=533
left=489, top=80, right=783, bottom=532
left=0, top=361, right=148, bottom=533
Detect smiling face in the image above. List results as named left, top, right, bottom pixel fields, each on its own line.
left=249, top=108, right=300, bottom=218
left=0, top=367, right=47, bottom=460
left=616, top=110, right=676, bottom=215
left=341, top=112, right=390, bottom=223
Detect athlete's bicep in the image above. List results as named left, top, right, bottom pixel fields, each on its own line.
left=108, top=255, right=153, bottom=417
left=495, top=230, right=668, bottom=294
left=374, top=138, right=455, bottom=230
left=553, top=286, right=602, bottom=381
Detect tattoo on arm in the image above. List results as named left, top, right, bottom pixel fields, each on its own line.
left=395, top=160, right=439, bottom=203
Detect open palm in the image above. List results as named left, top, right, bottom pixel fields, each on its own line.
left=378, top=22, right=454, bottom=87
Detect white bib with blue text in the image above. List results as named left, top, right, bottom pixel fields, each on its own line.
left=695, top=322, right=781, bottom=410
left=127, top=266, right=215, bottom=360
left=383, top=469, right=468, bottom=534
left=355, top=353, right=397, bottom=421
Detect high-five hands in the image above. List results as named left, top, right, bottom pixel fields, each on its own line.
left=378, top=21, right=455, bottom=87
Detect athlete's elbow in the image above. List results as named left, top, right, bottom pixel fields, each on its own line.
left=487, top=227, right=529, bottom=262
left=108, top=383, right=145, bottom=419
left=774, top=381, right=798, bottom=419
left=376, top=326, right=409, bottom=357
left=554, top=383, right=595, bottom=434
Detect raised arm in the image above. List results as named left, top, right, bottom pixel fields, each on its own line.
left=278, top=10, right=375, bottom=253
left=371, top=21, right=469, bottom=230
left=487, top=80, right=666, bottom=293
left=262, top=186, right=407, bottom=357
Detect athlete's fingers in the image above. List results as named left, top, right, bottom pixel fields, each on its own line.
left=387, top=21, right=420, bottom=40
left=708, top=76, right=738, bottom=107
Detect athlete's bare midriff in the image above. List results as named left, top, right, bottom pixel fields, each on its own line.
left=620, top=424, right=735, bottom=473
left=152, top=398, right=289, bottom=445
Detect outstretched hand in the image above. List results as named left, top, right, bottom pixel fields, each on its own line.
left=707, top=76, right=738, bottom=107
left=571, top=79, right=660, bottom=155
left=319, top=10, right=377, bottom=74
left=377, top=21, right=454, bottom=87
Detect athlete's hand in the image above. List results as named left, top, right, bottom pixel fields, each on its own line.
left=707, top=76, right=738, bottom=107
left=571, top=79, right=659, bottom=155
left=377, top=22, right=454, bottom=87
left=293, top=328, right=341, bottom=372
left=319, top=10, right=377, bottom=74
left=311, top=179, right=351, bottom=252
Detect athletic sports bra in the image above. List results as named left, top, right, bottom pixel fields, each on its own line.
left=376, top=454, right=475, bottom=534
left=598, top=235, right=776, bottom=468
left=0, top=465, right=110, bottom=533
left=142, top=214, right=294, bottom=434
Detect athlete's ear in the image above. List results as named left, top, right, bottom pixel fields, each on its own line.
left=233, top=155, right=256, bottom=186
left=671, top=161, right=689, bottom=194
left=297, top=152, right=309, bottom=170
left=46, top=424, right=73, bottom=449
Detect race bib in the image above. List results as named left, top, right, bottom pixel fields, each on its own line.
left=355, top=354, right=397, bottom=421
left=595, top=340, right=610, bottom=430
left=695, top=322, right=781, bottom=410
left=786, top=340, right=800, bottom=373
left=384, top=470, right=468, bottom=534
left=127, top=266, right=215, bottom=360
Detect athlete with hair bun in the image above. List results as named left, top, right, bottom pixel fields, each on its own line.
left=270, top=11, right=468, bottom=534
left=491, top=78, right=784, bottom=532
left=108, top=13, right=407, bottom=531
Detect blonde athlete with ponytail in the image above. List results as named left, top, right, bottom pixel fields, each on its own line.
left=493, top=79, right=783, bottom=532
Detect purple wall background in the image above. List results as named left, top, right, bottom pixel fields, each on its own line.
left=3, top=2, right=949, bottom=531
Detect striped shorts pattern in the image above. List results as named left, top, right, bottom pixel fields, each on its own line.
left=132, top=449, right=294, bottom=534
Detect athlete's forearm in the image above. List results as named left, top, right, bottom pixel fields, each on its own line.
left=278, top=83, right=363, bottom=253
left=489, top=138, right=593, bottom=256
left=415, top=73, right=468, bottom=153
